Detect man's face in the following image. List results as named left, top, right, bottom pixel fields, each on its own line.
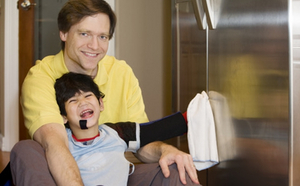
left=63, top=91, right=104, bottom=132
left=60, top=13, right=110, bottom=76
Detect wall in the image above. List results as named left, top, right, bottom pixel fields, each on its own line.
left=0, top=0, right=4, bottom=140
left=115, top=0, right=172, bottom=120
left=0, top=0, right=19, bottom=151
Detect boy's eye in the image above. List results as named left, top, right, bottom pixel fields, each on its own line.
left=85, top=94, right=93, bottom=98
left=68, top=99, right=76, bottom=103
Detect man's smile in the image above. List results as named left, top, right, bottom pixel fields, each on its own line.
left=82, top=51, right=99, bottom=57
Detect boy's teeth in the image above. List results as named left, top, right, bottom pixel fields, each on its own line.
left=80, top=110, right=93, bottom=118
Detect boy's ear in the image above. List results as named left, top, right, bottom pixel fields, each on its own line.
left=62, top=115, right=68, bottom=124
left=99, top=97, right=104, bottom=111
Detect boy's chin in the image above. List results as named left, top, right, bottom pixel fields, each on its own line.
left=86, top=123, right=99, bottom=129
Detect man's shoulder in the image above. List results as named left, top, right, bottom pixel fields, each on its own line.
left=25, top=51, right=66, bottom=81
left=98, top=55, right=135, bottom=80
left=102, top=55, right=132, bottom=70
left=36, top=51, right=64, bottom=68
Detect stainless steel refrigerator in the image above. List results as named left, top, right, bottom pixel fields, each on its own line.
left=171, top=0, right=300, bottom=185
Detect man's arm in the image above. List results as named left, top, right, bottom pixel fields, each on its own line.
left=33, top=123, right=84, bottom=186
left=135, top=141, right=200, bottom=185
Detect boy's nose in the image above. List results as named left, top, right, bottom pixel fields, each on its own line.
left=78, top=99, right=88, bottom=107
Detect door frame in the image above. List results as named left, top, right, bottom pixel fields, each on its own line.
left=0, top=0, right=19, bottom=151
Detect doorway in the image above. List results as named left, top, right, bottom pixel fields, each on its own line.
left=18, top=0, right=67, bottom=140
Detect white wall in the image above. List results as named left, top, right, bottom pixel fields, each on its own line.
left=0, top=0, right=19, bottom=151
left=115, top=0, right=172, bottom=120
left=106, top=0, right=115, bottom=56
left=0, top=0, right=4, bottom=147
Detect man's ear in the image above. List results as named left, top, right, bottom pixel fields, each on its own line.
left=62, top=115, right=68, bottom=124
left=99, top=97, right=104, bottom=112
left=60, top=31, right=67, bottom=42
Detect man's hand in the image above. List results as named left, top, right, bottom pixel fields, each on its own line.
left=158, top=143, right=200, bottom=185
left=136, top=141, right=200, bottom=185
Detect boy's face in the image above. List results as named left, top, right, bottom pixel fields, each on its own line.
left=60, top=13, right=110, bottom=75
left=63, top=91, right=104, bottom=130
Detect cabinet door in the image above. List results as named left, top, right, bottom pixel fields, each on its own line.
left=172, top=1, right=208, bottom=185
left=207, top=0, right=289, bottom=185
left=172, top=0, right=207, bottom=112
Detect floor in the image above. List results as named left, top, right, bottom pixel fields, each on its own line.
left=0, top=151, right=10, bottom=172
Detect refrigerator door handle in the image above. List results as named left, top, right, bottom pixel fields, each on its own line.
left=191, top=0, right=207, bottom=30
left=202, top=0, right=215, bottom=29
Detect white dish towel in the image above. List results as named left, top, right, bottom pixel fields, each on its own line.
left=187, top=91, right=219, bottom=171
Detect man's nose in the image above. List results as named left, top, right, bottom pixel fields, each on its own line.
left=87, top=36, right=99, bottom=50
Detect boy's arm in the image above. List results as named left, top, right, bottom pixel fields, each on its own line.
left=139, top=112, right=187, bottom=146
left=105, top=112, right=187, bottom=147
left=33, top=123, right=84, bottom=186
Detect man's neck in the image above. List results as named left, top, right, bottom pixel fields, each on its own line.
left=63, top=54, right=98, bottom=78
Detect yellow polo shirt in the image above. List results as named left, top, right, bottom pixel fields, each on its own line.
left=21, top=51, right=148, bottom=137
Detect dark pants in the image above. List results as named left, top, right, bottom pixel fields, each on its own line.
left=10, top=140, right=200, bottom=186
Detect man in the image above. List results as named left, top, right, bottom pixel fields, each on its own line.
left=10, top=0, right=199, bottom=185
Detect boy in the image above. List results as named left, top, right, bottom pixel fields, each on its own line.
left=54, top=72, right=200, bottom=185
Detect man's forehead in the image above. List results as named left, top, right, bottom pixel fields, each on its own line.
left=75, top=13, right=110, bottom=29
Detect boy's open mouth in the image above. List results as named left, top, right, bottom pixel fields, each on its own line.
left=80, top=109, right=94, bottom=119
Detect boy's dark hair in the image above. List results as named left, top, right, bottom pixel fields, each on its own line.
left=54, top=72, right=105, bottom=117
left=58, top=0, right=117, bottom=50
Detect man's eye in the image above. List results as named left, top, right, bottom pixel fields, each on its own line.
left=80, top=33, right=88, bottom=37
left=100, top=35, right=108, bottom=40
